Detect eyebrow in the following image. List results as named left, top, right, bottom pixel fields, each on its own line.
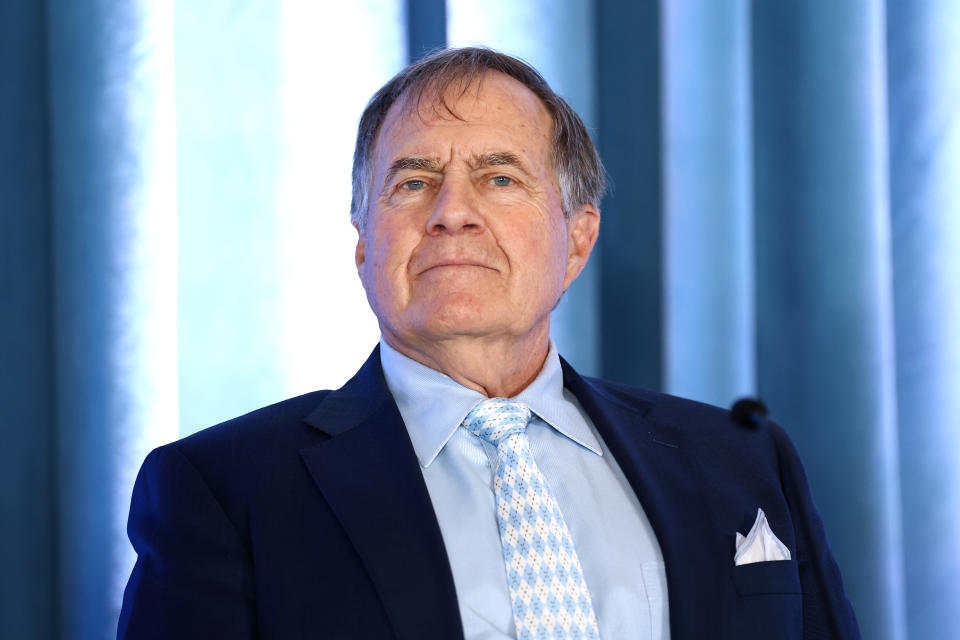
left=470, top=151, right=526, bottom=173
left=383, top=156, right=444, bottom=191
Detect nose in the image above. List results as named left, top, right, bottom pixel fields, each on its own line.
left=426, top=177, right=484, bottom=236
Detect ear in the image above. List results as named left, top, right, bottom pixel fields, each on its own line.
left=354, top=223, right=366, bottom=273
left=563, top=204, right=600, bottom=291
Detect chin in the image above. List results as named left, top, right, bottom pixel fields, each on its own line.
left=414, top=300, right=502, bottom=338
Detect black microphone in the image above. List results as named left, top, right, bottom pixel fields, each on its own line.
left=730, top=397, right=768, bottom=428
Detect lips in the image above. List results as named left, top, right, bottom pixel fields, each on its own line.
left=417, top=260, right=496, bottom=276
left=412, top=247, right=500, bottom=275
left=417, top=261, right=496, bottom=275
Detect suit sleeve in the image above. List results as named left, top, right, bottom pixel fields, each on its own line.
left=118, top=445, right=257, bottom=639
left=769, top=423, right=862, bottom=640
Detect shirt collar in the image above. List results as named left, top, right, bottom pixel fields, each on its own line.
left=379, top=338, right=602, bottom=468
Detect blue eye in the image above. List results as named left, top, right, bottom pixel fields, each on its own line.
left=491, top=176, right=513, bottom=187
left=403, top=179, right=426, bottom=191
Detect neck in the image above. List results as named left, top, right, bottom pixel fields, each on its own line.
left=382, top=328, right=550, bottom=398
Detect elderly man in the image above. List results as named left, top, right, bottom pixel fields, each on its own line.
left=119, top=48, right=860, bottom=640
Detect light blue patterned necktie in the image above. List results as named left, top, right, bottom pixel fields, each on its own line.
left=462, top=398, right=601, bottom=640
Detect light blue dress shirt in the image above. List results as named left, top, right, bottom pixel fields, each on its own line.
left=379, top=339, right=670, bottom=640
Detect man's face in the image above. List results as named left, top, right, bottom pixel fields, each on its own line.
left=355, top=72, right=598, bottom=353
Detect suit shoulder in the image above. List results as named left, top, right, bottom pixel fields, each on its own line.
left=581, top=376, right=804, bottom=499
left=576, top=374, right=789, bottom=455
left=134, top=389, right=335, bottom=538
left=175, top=388, right=332, bottom=454
left=580, top=375, right=735, bottom=426
left=144, top=389, right=332, bottom=499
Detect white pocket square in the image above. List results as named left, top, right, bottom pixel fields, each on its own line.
left=735, top=508, right=791, bottom=566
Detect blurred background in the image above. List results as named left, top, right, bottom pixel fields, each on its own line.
left=3, top=0, right=959, bottom=638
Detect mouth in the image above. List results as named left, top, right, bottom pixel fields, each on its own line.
left=418, top=262, right=496, bottom=275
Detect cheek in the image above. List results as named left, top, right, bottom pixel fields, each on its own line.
left=365, top=221, right=401, bottom=269
left=512, top=222, right=568, bottom=291
left=542, top=219, right=571, bottom=272
left=365, top=228, right=418, bottom=300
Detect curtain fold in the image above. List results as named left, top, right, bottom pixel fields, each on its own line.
left=46, top=0, right=179, bottom=635
left=406, top=0, right=446, bottom=62
left=596, top=1, right=663, bottom=390
left=1, top=1, right=57, bottom=638
left=662, top=0, right=755, bottom=407
left=887, top=3, right=960, bottom=638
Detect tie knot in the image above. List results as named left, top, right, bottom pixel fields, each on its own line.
left=461, top=398, right=532, bottom=447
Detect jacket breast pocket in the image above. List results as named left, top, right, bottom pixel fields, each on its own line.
left=730, top=560, right=803, bottom=640
left=732, top=559, right=802, bottom=596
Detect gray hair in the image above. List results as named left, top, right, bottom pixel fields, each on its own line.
left=350, top=47, right=607, bottom=231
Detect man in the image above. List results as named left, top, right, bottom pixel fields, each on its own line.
left=119, top=48, right=860, bottom=639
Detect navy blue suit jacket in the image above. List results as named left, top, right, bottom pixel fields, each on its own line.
left=119, top=347, right=860, bottom=639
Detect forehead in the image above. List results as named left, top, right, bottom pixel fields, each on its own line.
left=374, top=71, right=554, bottom=162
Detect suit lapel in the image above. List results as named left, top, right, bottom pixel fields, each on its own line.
left=300, top=347, right=464, bottom=640
left=561, top=360, right=724, bottom=640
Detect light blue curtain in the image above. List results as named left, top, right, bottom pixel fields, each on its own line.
left=662, top=0, right=755, bottom=407
left=3, top=1, right=959, bottom=638
left=174, top=0, right=288, bottom=435
left=887, top=3, right=960, bottom=638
